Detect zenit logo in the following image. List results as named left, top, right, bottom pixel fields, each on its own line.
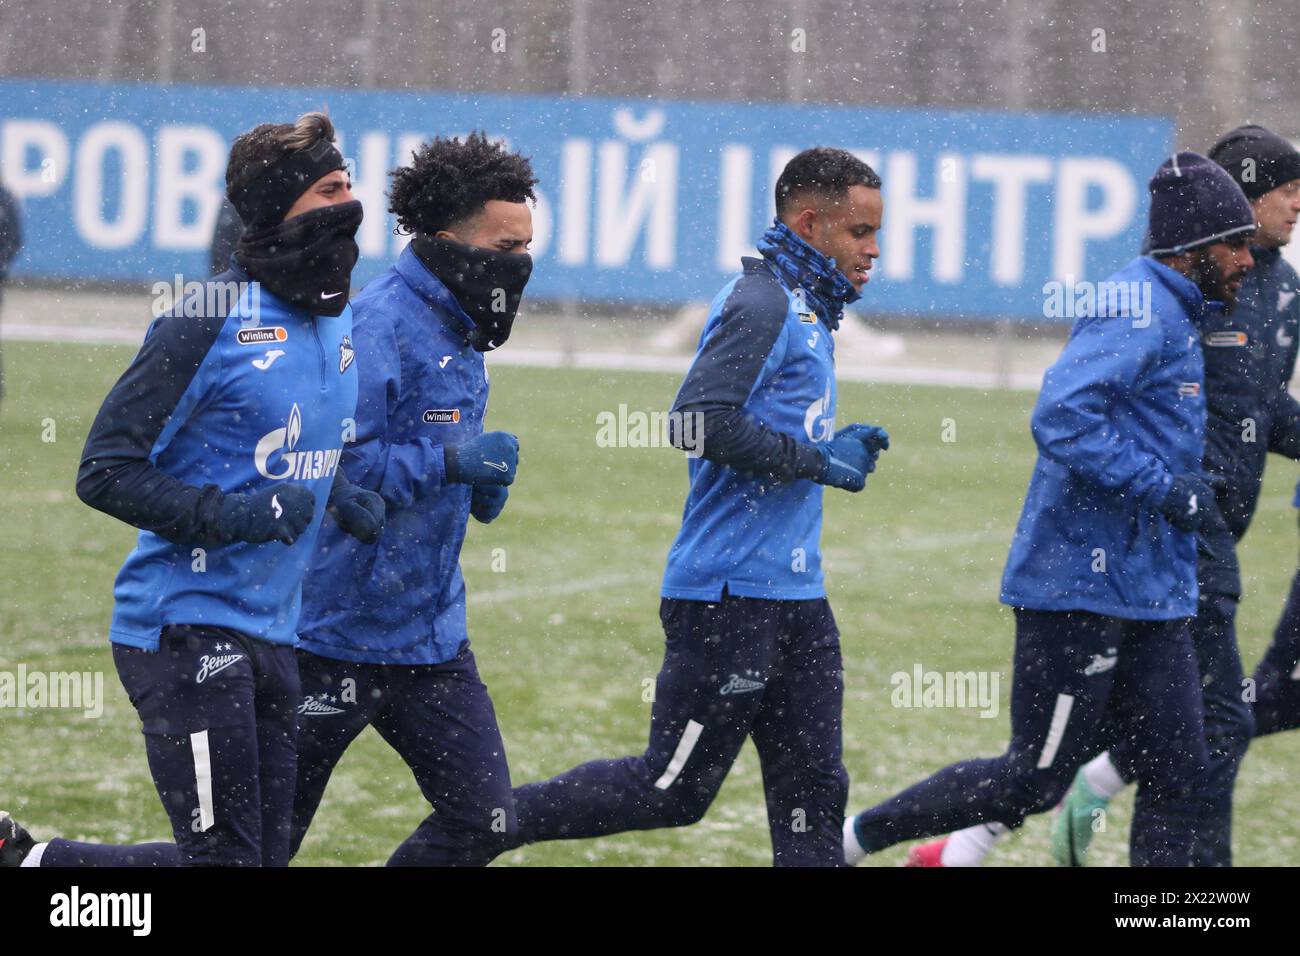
left=423, top=409, right=461, bottom=424
left=298, top=693, right=346, bottom=717
left=720, top=673, right=765, bottom=695
left=255, top=403, right=343, bottom=480
left=237, top=326, right=288, bottom=345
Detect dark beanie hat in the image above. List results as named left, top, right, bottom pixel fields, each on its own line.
left=1144, top=151, right=1255, bottom=257
left=1208, top=124, right=1300, bottom=200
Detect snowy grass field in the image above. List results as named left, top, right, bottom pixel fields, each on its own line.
left=3, top=336, right=1300, bottom=866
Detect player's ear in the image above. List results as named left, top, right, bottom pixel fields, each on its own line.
left=790, top=207, right=818, bottom=241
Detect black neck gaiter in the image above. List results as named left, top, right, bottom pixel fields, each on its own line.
left=411, top=235, right=533, bottom=351
left=235, top=201, right=364, bottom=316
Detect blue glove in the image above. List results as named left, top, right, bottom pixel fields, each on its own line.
left=328, top=481, right=386, bottom=543
left=816, top=432, right=875, bottom=492
left=470, top=484, right=509, bottom=524
left=444, top=431, right=519, bottom=485
left=1160, top=473, right=1214, bottom=532
left=217, top=484, right=316, bottom=545
left=834, top=423, right=890, bottom=455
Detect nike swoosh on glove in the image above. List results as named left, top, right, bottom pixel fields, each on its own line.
left=444, top=431, right=520, bottom=485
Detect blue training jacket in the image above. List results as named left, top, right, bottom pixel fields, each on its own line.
left=77, top=265, right=358, bottom=650
left=297, top=245, right=484, bottom=665
left=662, top=255, right=838, bottom=601
left=1000, top=255, right=1212, bottom=620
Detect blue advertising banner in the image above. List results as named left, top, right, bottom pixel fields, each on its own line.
left=0, top=78, right=1174, bottom=320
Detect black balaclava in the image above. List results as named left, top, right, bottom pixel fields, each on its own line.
left=230, top=137, right=363, bottom=316
left=236, top=201, right=363, bottom=316
left=410, top=234, right=533, bottom=351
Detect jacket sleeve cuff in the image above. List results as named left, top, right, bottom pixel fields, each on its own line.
left=792, top=442, right=829, bottom=482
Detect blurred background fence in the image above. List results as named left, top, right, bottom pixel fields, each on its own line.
left=1, top=0, right=1297, bottom=381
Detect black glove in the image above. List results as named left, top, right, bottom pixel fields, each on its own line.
left=470, top=484, right=509, bottom=524
left=1159, top=473, right=1214, bottom=532
left=1204, top=473, right=1229, bottom=495
left=444, top=431, right=519, bottom=485
left=328, top=481, right=386, bottom=544
left=217, top=484, right=316, bottom=545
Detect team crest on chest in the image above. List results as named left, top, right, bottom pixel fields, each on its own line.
left=339, top=336, right=355, bottom=373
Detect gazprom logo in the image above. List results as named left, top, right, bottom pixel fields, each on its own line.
left=803, top=383, right=834, bottom=443
left=254, top=402, right=342, bottom=480
left=286, top=402, right=302, bottom=449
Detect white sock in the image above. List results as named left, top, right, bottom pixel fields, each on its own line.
left=1081, top=752, right=1127, bottom=800
left=20, top=841, right=47, bottom=868
left=843, top=817, right=867, bottom=866
left=939, top=822, right=1008, bottom=866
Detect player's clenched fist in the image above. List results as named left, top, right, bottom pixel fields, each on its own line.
left=218, top=484, right=317, bottom=545
left=816, top=423, right=890, bottom=493
left=328, top=483, right=386, bottom=544
left=444, top=431, right=520, bottom=485
left=1159, top=472, right=1215, bottom=532
left=470, top=484, right=509, bottom=524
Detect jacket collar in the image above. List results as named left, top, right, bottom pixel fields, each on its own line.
left=756, top=219, right=861, bottom=330
left=206, top=260, right=302, bottom=321
left=1250, top=243, right=1280, bottom=266
left=395, top=243, right=475, bottom=334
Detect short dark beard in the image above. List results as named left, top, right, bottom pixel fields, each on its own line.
left=1187, top=247, right=1233, bottom=304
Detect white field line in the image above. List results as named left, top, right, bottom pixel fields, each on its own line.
left=3, top=323, right=1046, bottom=391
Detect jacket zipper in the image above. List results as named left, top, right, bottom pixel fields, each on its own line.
left=311, top=319, right=327, bottom=392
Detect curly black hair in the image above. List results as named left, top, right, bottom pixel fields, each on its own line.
left=775, top=147, right=881, bottom=217
left=388, top=131, right=538, bottom=235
